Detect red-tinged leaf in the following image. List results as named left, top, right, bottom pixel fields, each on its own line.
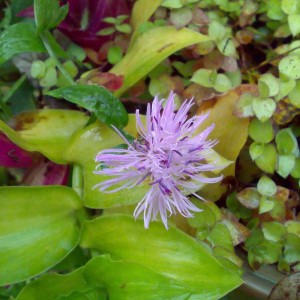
left=85, top=72, right=124, bottom=91
left=0, top=133, right=33, bottom=168
left=22, top=159, right=69, bottom=186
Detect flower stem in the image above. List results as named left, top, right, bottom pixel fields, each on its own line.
left=40, top=31, right=76, bottom=86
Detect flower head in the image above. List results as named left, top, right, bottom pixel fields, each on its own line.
left=94, top=93, right=223, bottom=229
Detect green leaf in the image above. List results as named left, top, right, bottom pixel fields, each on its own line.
left=63, top=60, right=78, bottom=78
left=115, top=23, right=132, bottom=34
left=80, top=215, right=242, bottom=299
left=252, top=97, right=276, bottom=122
left=281, top=0, right=298, bottom=14
left=65, top=116, right=148, bottom=209
left=207, top=222, right=234, bottom=251
left=259, top=196, right=275, bottom=214
left=249, top=142, right=265, bottom=160
left=226, top=193, right=255, bottom=218
left=275, top=78, right=295, bottom=100
left=208, top=21, right=226, bottom=41
left=130, top=0, right=162, bottom=32
left=250, top=240, right=282, bottom=265
left=279, top=55, right=300, bottom=79
left=226, top=70, right=242, bottom=88
left=40, top=67, right=57, bottom=87
left=97, top=27, right=116, bottom=36
left=172, top=61, right=195, bottom=78
left=15, top=267, right=103, bottom=300
left=107, top=46, right=123, bottom=64
left=170, top=7, right=193, bottom=29
left=31, top=60, right=46, bottom=79
left=288, top=79, right=300, bottom=107
left=249, top=118, right=274, bottom=143
left=149, top=77, right=169, bottom=96
left=245, top=229, right=264, bottom=249
left=255, top=143, right=277, bottom=174
left=0, top=186, right=81, bottom=285
left=110, top=26, right=211, bottom=96
left=102, top=17, right=117, bottom=24
left=191, top=69, right=216, bottom=88
left=258, top=74, right=279, bottom=97
left=48, top=85, right=128, bottom=129
left=237, top=188, right=260, bottom=209
left=275, top=128, right=299, bottom=155
left=277, top=154, right=296, bottom=178
left=257, top=175, right=277, bottom=197
left=0, top=22, right=46, bottom=65
left=288, top=14, right=300, bottom=36
left=217, top=38, right=236, bottom=57
left=291, top=158, right=300, bottom=178
left=187, top=199, right=219, bottom=229
left=83, top=255, right=192, bottom=300
left=34, top=0, right=68, bottom=33
left=284, top=233, right=300, bottom=263
left=267, top=0, right=285, bottom=20
left=0, top=109, right=88, bottom=164
left=262, top=222, right=287, bottom=242
left=161, top=0, right=182, bottom=9
left=285, top=220, right=300, bottom=236
left=234, top=93, right=254, bottom=117
left=214, top=73, right=232, bottom=93
left=116, top=15, right=129, bottom=24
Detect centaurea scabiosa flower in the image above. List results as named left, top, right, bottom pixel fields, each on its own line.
left=94, top=93, right=223, bottom=229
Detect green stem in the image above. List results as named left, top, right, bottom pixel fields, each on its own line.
left=2, top=75, right=26, bottom=104
left=72, top=164, right=84, bottom=198
left=40, top=31, right=76, bottom=86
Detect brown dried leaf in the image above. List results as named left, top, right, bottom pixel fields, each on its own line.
left=221, top=208, right=251, bottom=245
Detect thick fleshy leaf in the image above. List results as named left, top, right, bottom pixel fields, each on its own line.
left=65, top=115, right=148, bottom=208
left=130, top=0, right=162, bottom=31
left=0, top=186, right=81, bottom=285
left=0, top=22, right=45, bottom=65
left=15, top=267, right=106, bottom=300
left=109, top=26, right=211, bottom=96
left=48, top=85, right=128, bottom=129
left=0, top=133, right=33, bottom=168
left=83, top=255, right=193, bottom=300
left=0, top=110, right=88, bottom=163
left=80, top=215, right=242, bottom=299
left=196, top=89, right=250, bottom=200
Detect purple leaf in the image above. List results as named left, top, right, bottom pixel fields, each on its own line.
left=0, top=133, right=33, bottom=168
left=22, top=158, right=69, bottom=186
left=19, top=0, right=130, bottom=51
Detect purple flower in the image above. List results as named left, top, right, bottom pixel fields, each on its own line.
left=94, top=93, right=223, bottom=229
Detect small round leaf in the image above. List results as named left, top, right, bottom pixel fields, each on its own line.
left=257, top=175, right=277, bottom=197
